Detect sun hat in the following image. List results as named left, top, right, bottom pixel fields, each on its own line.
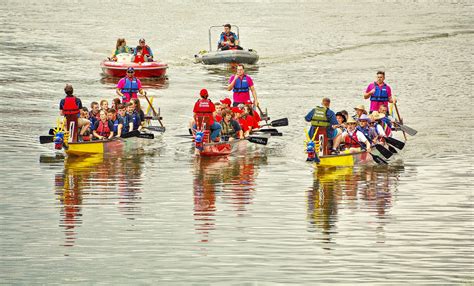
left=358, top=114, right=371, bottom=122
left=354, top=104, right=366, bottom=111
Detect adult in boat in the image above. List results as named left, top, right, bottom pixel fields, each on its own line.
left=352, top=104, right=367, bottom=120
left=340, top=117, right=371, bottom=153
left=134, top=38, right=154, bottom=62
left=218, top=24, right=239, bottom=50
left=220, top=109, right=243, bottom=141
left=59, top=84, right=89, bottom=142
left=363, top=71, right=396, bottom=113
left=112, top=38, right=132, bottom=61
left=304, top=97, right=340, bottom=154
left=107, top=108, right=123, bottom=137
left=221, top=36, right=243, bottom=51
left=227, top=64, right=259, bottom=107
left=193, top=89, right=222, bottom=142
left=93, top=110, right=114, bottom=140
left=116, top=67, right=145, bottom=103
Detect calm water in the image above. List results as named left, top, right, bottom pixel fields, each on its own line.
left=1, top=0, right=473, bottom=284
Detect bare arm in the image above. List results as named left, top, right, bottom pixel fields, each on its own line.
left=227, top=76, right=237, bottom=91
left=250, top=86, right=259, bottom=106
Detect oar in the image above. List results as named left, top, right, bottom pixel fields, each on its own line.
left=144, top=126, right=166, bottom=132
left=385, top=136, right=405, bottom=150
left=142, top=92, right=164, bottom=128
left=388, top=145, right=398, bottom=154
left=246, top=135, right=268, bottom=145
left=252, top=129, right=282, bottom=136
left=374, top=144, right=393, bottom=159
left=121, top=130, right=140, bottom=138
left=393, top=122, right=417, bottom=136
left=257, top=105, right=269, bottom=125
left=260, top=118, right=288, bottom=127
left=349, top=135, right=387, bottom=165
left=138, top=132, right=154, bottom=139
left=39, top=135, right=54, bottom=144
left=393, top=103, right=408, bottom=140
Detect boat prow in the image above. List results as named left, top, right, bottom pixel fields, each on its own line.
left=101, top=53, right=168, bottom=78
left=195, top=49, right=259, bottom=65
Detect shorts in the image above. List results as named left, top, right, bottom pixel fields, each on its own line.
left=78, top=117, right=90, bottom=128
left=328, top=128, right=341, bottom=139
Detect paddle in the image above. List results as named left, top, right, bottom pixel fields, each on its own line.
left=388, top=145, right=398, bottom=154
left=348, top=134, right=387, bottom=165
left=393, top=103, right=408, bottom=140
left=384, top=136, right=405, bottom=150
left=260, top=118, right=288, bottom=127
left=393, top=122, right=417, bottom=136
left=246, top=135, right=268, bottom=145
left=144, top=126, right=166, bottom=132
left=138, top=132, right=154, bottom=139
left=252, top=129, right=283, bottom=136
left=142, top=92, right=164, bottom=128
left=257, top=106, right=270, bottom=124
left=121, top=130, right=140, bottom=138
left=374, top=144, right=393, bottom=159
left=39, top=135, right=54, bottom=144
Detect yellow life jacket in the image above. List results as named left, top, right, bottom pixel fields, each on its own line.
left=311, top=106, right=330, bottom=127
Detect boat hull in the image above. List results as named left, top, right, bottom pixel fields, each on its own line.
left=196, top=50, right=259, bottom=65
left=100, top=61, right=168, bottom=78
left=316, top=151, right=372, bottom=167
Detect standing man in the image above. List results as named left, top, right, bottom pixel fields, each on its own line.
left=193, top=89, right=221, bottom=142
left=227, top=64, right=259, bottom=107
left=304, top=98, right=341, bottom=154
left=218, top=24, right=239, bottom=50
left=116, top=67, right=146, bottom=103
left=134, top=38, right=154, bottom=62
left=59, top=84, right=89, bottom=142
left=363, top=71, right=396, bottom=113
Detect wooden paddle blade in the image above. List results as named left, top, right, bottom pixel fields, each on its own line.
left=39, top=135, right=54, bottom=144
left=121, top=130, right=140, bottom=138
left=374, top=144, right=393, bottom=159
left=388, top=145, right=398, bottom=154
left=270, top=118, right=288, bottom=127
left=371, top=153, right=388, bottom=165
left=146, top=126, right=166, bottom=133
left=385, top=137, right=405, bottom=150
left=398, top=123, right=417, bottom=136
left=138, top=133, right=154, bottom=139
left=246, top=136, right=268, bottom=145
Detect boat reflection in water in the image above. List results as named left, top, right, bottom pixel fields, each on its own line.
left=52, top=152, right=147, bottom=247
left=306, top=165, right=405, bottom=248
left=192, top=152, right=267, bottom=243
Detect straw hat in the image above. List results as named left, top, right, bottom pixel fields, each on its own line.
left=354, top=104, right=366, bottom=111
left=346, top=117, right=357, bottom=124
left=370, top=111, right=385, bottom=121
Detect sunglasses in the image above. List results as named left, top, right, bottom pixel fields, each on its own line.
left=127, top=71, right=134, bottom=74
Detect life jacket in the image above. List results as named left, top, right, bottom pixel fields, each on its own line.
left=220, top=120, right=235, bottom=136
left=63, top=96, right=79, bottom=115
left=220, top=32, right=236, bottom=45
left=311, top=106, right=330, bottom=127
left=233, top=75, right=250, bottom=93
left=371, top=82, right=389, bottom=102
left=134, top=54, right=145, bottom=63
left=130, top=111, right=140, bottom=130
left=112, top=118, right=121, bottom=133
left=121, top=77, right=139, bottom=102
left=357, top=126, right=373, bottom=144
left=344, top=131, right=361, bottom=149
left=120, top=115, right=130, bottom=133
left=194, top=98, right=215, bottom=125
left=141, top=45, right=151, bottom=56
left=97, top=120, right=111, bottom=137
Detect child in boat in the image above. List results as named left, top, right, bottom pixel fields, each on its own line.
left=89, top=101, right=100, bottom=128
left=78, top=107, right=92, bottom=141
left=100, top=99, right=109, bottom=113
left=233, top=107, right=251, bottom=137
left=242, top=105, right=259, bottom=131
left=132, top=98, right=146, bottom=123
left=127, top=101, right=142, bottom=131
left=107, top=108, right=123, bottom=137
left=133, top=46, right=145, bottom=63
left=220, top=109, right=243, bottom=141
left=111, top=98, right=121, bottom=110
left=340, top=117, right=371, bottom=153
left=93, top=110, right=114, bottom=140
left=118, top=104, right=133, bottom=134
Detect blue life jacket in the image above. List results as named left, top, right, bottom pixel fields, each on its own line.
left=357, top=126, right=372, bottom=143
left=121, top=77, right=139, bottom=101
left=112, top=118, right=120, bottom=133
left=371, top=82, right=389, bottom=102
left=233, top=75, right=250, bottom=93
left=120, top=115, right=130, bottom=133
left=131, top=111, right=140, bottom=130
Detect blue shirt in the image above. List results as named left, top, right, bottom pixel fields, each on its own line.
left=304, top=107, right=338, bottom=136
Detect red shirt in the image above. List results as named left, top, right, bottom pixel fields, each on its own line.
left=193, top=99, right=216, bottom=125
left=238, top=117, right=251, bottom=132
left=134, top=54, right=145, bottom=63
left=215, top=114, right=222, bottom=122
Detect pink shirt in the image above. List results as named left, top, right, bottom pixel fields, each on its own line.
left=229, top=75, right=254, bottom=103
left=117, top=77, right=142, bottom=102
left=366, top=82, right=392, bottom=112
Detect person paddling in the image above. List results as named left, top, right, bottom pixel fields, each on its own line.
left=59, top=84, right=89, bottom=142
left=193, top=89, right=222, bottom=142
left=340, top=117, right=371, bottom=153
left=363, top=71, right=396, bottom=113
left=116, top=67, right=146, bottom=103
left=93, top=110, right=114, bottom=140
left=107, top=108, right=123, bottom=137
left=220, top=109, right=243, bottom=141
left=227, top=64, right=259, bottom=107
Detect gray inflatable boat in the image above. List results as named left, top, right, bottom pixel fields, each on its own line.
left=195, top=25, right=259, bottom=65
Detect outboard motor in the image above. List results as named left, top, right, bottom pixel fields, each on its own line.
left=195, top=131, right=204, bottom=151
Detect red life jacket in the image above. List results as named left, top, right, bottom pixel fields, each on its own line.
left=344, top=131, right=361, bottom=148
left=142, top=45, right=151, bottom=56
left=134, top=54, right=145, bottom=63
left=97, top=120, right=111, bottom=137
left=194, top=98, right=215, bottom=125
left=63, top=96, right=79, bottom=115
